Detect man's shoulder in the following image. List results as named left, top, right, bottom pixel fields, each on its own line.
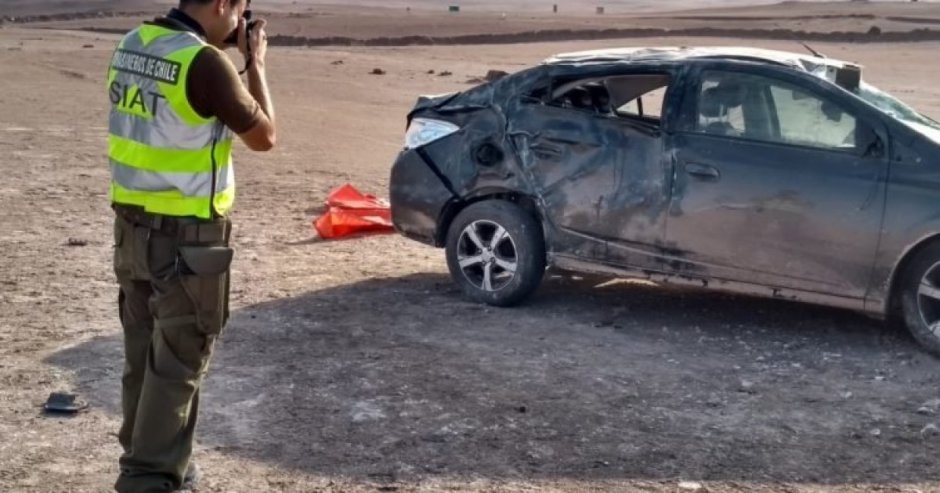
left=186, top=44, right=252, bottom=126
left=144, top=18, right=180, bottom=33
left=191, top=45, right=237, bottom=73
left=192, top=44, right=225, bottom=62
left=188, top=46, right=241, bottom=98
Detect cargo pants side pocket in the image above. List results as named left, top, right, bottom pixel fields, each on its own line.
left=177, top=246, right=234, bottom=336
left=113, top=217, right=151, bottom=282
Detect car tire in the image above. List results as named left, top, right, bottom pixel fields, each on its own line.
left=445, top=200, right=546, bottom=307
left=898, top=241, right=940, bottom=357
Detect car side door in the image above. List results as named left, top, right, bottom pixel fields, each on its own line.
left=507, top=67, right=679, bottom=269
left=664, top=63, right=889, bottom=298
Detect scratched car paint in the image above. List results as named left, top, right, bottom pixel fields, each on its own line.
left=389, top=46, right=940, bottom=356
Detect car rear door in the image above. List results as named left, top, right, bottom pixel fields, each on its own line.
left=507, top=69, right=678, bottom=269
left=664, top=63, right=888, bottom=298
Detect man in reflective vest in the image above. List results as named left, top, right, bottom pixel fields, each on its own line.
left=108, top=0, right=276, bottom=491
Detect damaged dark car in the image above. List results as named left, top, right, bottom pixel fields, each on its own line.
left=389, top=47, right=940, bottom=356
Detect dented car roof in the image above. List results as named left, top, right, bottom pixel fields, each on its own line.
left=544, top=46, right=860, bottom=84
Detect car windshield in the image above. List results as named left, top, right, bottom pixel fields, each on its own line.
left=855, top=82, right=940, bottom=142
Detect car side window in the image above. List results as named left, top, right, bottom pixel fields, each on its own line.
left=615, top=82, right=669, bottom=120
left=696, top=71, right=858, bottom=152
left=544, top=73, right=672, bottom=128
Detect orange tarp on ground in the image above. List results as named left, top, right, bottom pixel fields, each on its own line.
left=313, top=184, right=395, bottom=239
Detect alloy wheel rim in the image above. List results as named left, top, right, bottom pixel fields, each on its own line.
left=456, top=220, right=518, bottom=292
left=917, top=261, right=940, bottom=336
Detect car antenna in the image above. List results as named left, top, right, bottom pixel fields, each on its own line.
left=800, top=42, right=827, bottom=59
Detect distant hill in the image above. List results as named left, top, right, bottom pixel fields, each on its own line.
left=1, top=1, right=171, bottom=17
left=264, top=0, right=930, bottom=13
left=1, top=0, right=932, bottom=17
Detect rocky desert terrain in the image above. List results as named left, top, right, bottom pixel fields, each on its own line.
left=2, top=1, right=940, bottom=492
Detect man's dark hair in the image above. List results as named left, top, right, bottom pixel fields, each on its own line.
left=179, top=0, right=242, bottom=7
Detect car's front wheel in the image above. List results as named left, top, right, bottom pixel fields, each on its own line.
left=899, top=241, right=940, bottom=357
left=445, top=200, right=545, bottom=307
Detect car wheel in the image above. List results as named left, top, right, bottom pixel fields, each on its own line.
left=899, top=242, right=940, bottom=357
left=445, top=200, right=546, bottom=307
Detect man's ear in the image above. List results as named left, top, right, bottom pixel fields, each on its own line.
left=214, top=0, right=229, bottom=15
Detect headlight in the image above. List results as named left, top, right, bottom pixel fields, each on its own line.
left=405, top=118, right=460, bottom=150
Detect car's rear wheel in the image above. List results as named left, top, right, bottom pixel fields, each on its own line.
left=445, top=200, right=545, bottom=307
left=899, top=241, right=940, bottom=357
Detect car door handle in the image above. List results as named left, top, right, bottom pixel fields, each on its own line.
left=685, top=162, right=721, bottom=181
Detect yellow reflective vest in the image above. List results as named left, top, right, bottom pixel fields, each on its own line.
left=107, top=24, right=235, bottom=219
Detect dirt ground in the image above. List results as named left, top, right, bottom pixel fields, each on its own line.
left=2, top=3, right=940, bottom=492
left=13, top=2, right=940, bottom=41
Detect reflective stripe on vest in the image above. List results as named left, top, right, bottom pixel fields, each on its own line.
left=107, top=24, right=235, bottom=219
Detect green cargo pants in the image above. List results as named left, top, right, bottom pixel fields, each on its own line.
left=112, top=206, right=232, bottom=493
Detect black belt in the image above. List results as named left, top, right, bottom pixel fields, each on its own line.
left=113, top=205, right=229, bottom=244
